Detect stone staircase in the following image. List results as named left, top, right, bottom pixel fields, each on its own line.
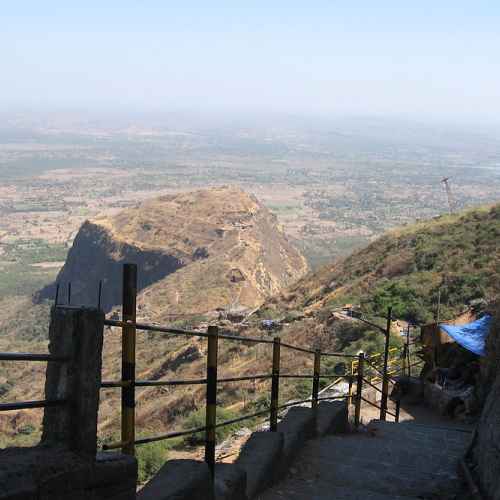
left=259, top=419, right=472, bottom=499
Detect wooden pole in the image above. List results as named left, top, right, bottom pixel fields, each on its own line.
left=312, top=349, right=321, bottom=410
left=380, top=306, right=392, bottom=421
left=205, top=325, right=218, bottom=478
left=121, top=263, right=137, bottom=456
left=354, top=352, right=364, bottom=428
left=270, top=337, right=281, bottom=432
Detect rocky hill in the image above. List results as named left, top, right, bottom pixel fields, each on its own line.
left=38, top=186, right=309, bottom=320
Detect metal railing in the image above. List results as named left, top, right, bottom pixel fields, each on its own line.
left=0, top=352, right=68, bottom=413
left=0, top=262, right=424, bottom=480
left=97, top=264, right=359, bottom=477
left=350, top=340, right=424, bottom=425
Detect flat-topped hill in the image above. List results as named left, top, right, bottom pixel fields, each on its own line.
left=38, top=186, right=309, bottom=319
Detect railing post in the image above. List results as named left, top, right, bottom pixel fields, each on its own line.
left=312, top=349, right=321, bottom=410
left=348, top=373, right=353, bottom=406
left=270, top=337, right=281, bottom=432
left=205, top=325, right=219, bottom=478
left=380, top=306, right=392, bottom=421
left=402, top=344, right=407, bottom=377
left=354, top=352, right=364, bottom=428
left=121, top=263, right=137, bottom=456
left=395, top=396, right=401, bottom=423
left=407, top=324, right=411, bottom=377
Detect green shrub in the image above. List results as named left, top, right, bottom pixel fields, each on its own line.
left=0, top=381, right=13, bottom=397
left=249, top=394, right=271, bottom=413
left=292, top=379, right=312, bottom=399
left=136, top=440, right=170, bottom=483
left=371, top=281, right=430, bottom=323
left=183, top=407, right=241, bottom=446
left=18, top=424, right=36, bottom=435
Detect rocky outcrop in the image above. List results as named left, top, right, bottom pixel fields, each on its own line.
left=37, top=186, right=308, bottom=318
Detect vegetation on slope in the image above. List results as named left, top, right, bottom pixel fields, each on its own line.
left=252, top=203, right=500, bottom=359
left=265, top=203, right=499, bottom=324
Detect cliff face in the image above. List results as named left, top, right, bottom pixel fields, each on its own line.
left=38, top=186, right=309, bottom=318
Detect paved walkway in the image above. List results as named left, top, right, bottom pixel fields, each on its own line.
left=259, top=404, right=472, bottom=499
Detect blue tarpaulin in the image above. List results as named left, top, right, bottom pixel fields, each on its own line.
left=439, top=315, right=492, bottom=356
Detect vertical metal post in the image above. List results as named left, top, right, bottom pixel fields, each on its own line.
left=270, top=337, right=281, bottom=432
left=121, top=263, right=137, bottom=456
left=312, top=349, right=321, bottom=410
left=349, top=359, right=356, bottom=407
left=205, top=325, right=218, bottom=478
left=402, top=344, right=407, bottom=377
left=354, top=352, right=364, bottom=428
left=67, top=282, right=72, bottom=305
left=348, top=373, right=353, bottom=406
left=97, top=280, right=103, bottom=310
left=380, top=306, right=392, bottom=421
left=54, top=283, right=60, bottom=306
left=406, top=323, right=411, bottom=377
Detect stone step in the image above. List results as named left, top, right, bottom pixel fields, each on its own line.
left=258, top=409, right=470, bottom=499
left=291, top=435, right=464, bottom=497
left=260, top=481, right=418, bottom=499
left=366, top=420, right=471, bottom=455
left=308, top=455, right=460, bottom=497
left=369, top=419, right=472, bottom=438
left=308, top=436, right=462, bottom=476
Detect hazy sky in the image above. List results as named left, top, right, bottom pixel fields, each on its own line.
left=2, top=1, right=500, bottom=121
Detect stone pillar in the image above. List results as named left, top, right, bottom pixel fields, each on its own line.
left=42, top=306, right=104, bottom=458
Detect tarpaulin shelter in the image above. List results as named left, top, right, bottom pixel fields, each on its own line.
left=439, top=315, right=492, bottom=357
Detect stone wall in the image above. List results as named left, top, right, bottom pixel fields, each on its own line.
left=470, top=302, right=500, bottom=499
left=0, top=306, right=138, bottom=500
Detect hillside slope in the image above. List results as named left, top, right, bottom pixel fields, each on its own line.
left=2, top=201, right=498, bottom=459
left=38, top=186, right=309, bottom=319
left=261, top=203, right=500, bottom=327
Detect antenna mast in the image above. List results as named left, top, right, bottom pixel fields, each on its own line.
left=441, top=177, right=454, bottom=213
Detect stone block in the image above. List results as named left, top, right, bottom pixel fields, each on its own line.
left=396, top=376, right=424, bottom=404
left=0, top=445, right=137, bottom=500
left=235, top=431, right=284, bottom=499
left=214, top=463, right=247, bottom=500
left=91, top=452, right=138, bottom=488
left=316, top=400, right=348, bottom=435
left=277, top=406, right=315, bottom=474
left=137, top=459, right=211, bottom=500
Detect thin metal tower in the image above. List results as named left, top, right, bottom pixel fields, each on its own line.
left=441, top=177, right=454, bottom=213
